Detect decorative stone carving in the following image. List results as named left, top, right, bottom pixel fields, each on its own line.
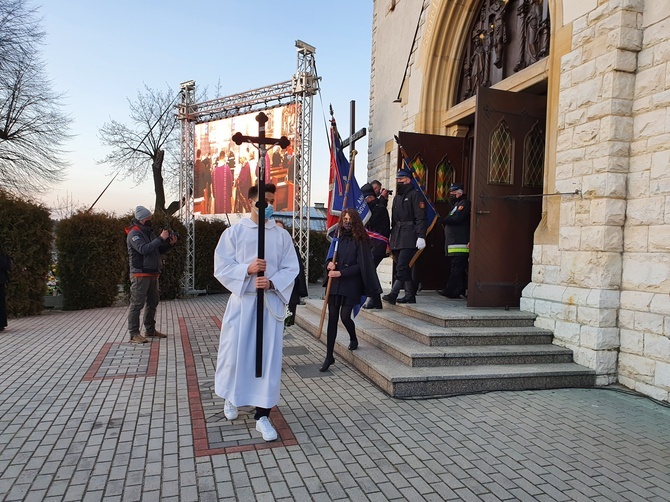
left=458, top=0, right=551, bottom=102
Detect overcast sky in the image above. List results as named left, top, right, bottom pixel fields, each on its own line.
left=37, top=0, right=373, bottom=216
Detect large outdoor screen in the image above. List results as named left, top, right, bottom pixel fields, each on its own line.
left=193, top=103, right=297, bottom=215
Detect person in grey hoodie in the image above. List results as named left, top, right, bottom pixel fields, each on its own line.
left=126, top=206, right=177, bottom=344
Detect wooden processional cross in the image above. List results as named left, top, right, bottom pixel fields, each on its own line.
left=232, top=112, right=290, bottom=378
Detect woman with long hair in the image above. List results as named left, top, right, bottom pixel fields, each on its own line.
left=320, top=208, right=382, bottom=372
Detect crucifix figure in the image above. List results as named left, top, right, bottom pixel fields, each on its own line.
left=212, top=112, right=299, bottom=443
left=232, top=112, right=290, bottom=378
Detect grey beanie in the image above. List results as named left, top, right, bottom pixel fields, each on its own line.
left=135, top=206, right=152, bottom=221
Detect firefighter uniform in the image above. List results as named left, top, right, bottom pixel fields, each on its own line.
left=383, top=170, right=428, bottom=304
left=439, top=184, right=471, bottom=299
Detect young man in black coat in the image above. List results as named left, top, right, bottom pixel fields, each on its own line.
left=360, top=183, right=390, bottom=309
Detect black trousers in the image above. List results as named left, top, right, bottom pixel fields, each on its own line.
left=393, top=248, right=415, bottom=281
left=254, top=407, right=271, bottom=420
left=0, top=284, right=6, bottom=329
left=445, top=254, right=468, bottom=297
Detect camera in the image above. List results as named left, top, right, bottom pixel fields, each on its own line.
left=164, top=225, right=179, bottom=240
left=386, top=189, right=393, bottom=196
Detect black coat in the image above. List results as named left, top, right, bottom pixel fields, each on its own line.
left=0, top=252, right=11, bottom=285
left=366, top=200, right=390, bottom=261
left=324, top=233, right=382, bottom=300
left=289, top=245, right=308, bottom=307
left=442, top=195, right=471, bottom=253
left=390, top=186, right=427, bottom=250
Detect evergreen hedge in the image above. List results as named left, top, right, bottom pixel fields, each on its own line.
left=0, top=190, right=53, bottom=316
left=308, top=230, right=329, bottom=283
left=56, top=211, right=127, bottom=310
left=194, top=219, right=227, bottom=292
left=1, top=190, right=326, bottom=315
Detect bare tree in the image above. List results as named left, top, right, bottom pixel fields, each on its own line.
left=98, top=85, right=180, bottom=214
left=0, top=0, right=71, bottom=194
left=51, top=191, right=86, bottom=221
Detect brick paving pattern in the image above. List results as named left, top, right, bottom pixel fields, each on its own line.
left=0, top=294, right=669, bottom=501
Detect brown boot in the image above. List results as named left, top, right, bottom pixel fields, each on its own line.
left=145, top=330, right=167, bottom=338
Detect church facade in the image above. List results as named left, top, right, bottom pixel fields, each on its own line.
left=367, top=0, right=670, bottom=402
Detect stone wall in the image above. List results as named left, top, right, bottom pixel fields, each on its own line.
left=617, top=0, right=670, bottom=402
left=368, top=0, right=670, bottom=402
left=524, top=0, right=642, bottom=386
left=524, top=0, right=670, bottom=401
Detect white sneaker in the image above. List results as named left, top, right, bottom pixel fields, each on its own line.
left=255, top=417, right=278, bottom=441
left=223, top=400, right=238, bottom=420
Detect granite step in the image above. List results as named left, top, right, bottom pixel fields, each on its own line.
left=298, top=305, right=574, bottom=367
left=294, top=314, right=595, bottom=398
left=366, top=295, right=538, bottom=328
left=296, top=298, right=595, bottom=398
left=302, top=300, right=553, bottom=346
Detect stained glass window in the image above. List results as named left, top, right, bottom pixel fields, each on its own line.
left=489, top=121, right=512, bottom=184
left=523, top=121, right=544, bottom=187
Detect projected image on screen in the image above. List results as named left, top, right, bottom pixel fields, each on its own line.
left=193, top=103, right=297, bottom=215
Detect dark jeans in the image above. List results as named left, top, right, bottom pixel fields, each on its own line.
left=128, top=275, right=160, bottom=337
left=445, top=255, right=468, bottom=297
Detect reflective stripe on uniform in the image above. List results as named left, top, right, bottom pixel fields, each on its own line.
left=447, top=244, right=469, bottom=254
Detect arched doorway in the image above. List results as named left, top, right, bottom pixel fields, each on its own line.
left=405, top=0, right=555, bottom=307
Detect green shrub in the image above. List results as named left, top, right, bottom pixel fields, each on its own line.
left=145, top=213, right=186, bottom=300
left=0, top=190, right=53, bottom=316
left=308, top=231, right=329, bottom=283
left=194, top=219, right=227, bottom=292
left=56, top=211, right=126, bottom=310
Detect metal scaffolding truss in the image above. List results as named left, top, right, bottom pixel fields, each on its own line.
left=177, top=40, right=318, bottom=294
left=292, top=40, right=318, bottom=281
left=190, top=81, right=295, bottom=124
left=177, top=80, right=196, bottom=294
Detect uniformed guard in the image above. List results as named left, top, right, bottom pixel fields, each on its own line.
left=438, top=183, right=471, bottom=299
left=382, top=169, right=427, bottom=304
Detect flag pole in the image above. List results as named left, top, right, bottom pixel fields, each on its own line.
left=317, top=117, right=357, bottom=338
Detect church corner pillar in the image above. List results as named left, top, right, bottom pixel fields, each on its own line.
left=522, top=0, right=643, bottom=384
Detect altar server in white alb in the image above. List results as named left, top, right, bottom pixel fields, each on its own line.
left=213, top=184, right=299, bottom=442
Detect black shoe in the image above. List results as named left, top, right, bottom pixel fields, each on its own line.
left=382, top=294, right=397, bottom=305
left=396, top=296, right=416, bottom=304
left=348, top=339, right=358, bottom=351
left=319, top=356, right=335, bottom=372
left=362, top=300, right=382, bottom=310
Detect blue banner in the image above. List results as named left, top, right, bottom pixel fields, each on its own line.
left=327, top=124, right=371, bottom=240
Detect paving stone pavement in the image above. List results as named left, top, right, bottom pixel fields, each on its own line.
left=1, top=294, right=669, bottom=501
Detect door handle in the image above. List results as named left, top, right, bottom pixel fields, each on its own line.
left=477, top=210, right=490, bottom=214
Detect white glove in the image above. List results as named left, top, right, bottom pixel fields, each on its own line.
left=416, top=237, right=426, bottom=250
